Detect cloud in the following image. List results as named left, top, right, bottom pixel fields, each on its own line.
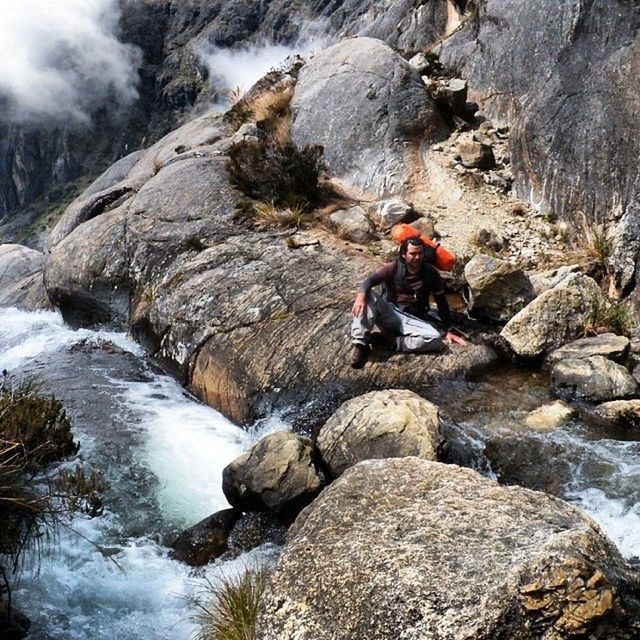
left=0, top=0, right=142, bottom=124
left=199, top=22, right=333, bottom=102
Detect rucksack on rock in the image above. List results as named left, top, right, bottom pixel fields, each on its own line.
left=390, top=223, right=456, bottom=272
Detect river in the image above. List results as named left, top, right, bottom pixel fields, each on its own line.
left=1, top=305, right=639, bottom=639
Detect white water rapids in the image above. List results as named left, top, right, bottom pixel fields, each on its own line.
left=0, top=307, right=281, bottom=640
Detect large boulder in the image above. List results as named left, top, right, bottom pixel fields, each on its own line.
left=0, top=244, right=50, bottom=310
left=222, top=431, right=324, bottom=518
left=256, top=458, right=640, bottom=640
left=545, top=333, right=630, bottom=369
left=316, top=389, right=443, bottom=478
left=43, top=74, right=497, bottom=426
left=501, top=274, right=605, bottom=358
left=291, top=37, right=448, bottom=196
left=551, top=356, right=637, bottom=403
left=464, top=253, right=535, bottom=323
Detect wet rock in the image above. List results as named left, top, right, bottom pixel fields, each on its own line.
left=369, top=198, right=414, bottom=230
left=316, top=389, right=443, bottom=479
left=0, top=244, right=50, bottom=311
left=291, top=37, right=447, bottom=196
left=501, top=274, right=605, bottom=358
left=255, top=458, right=640, bottom=640
left=227, top=511, right=288, bottom=555
left=170, top=508, right=239, bottom=567
left=0, top=604, right=30, bottom=640
left=589, top=399, right=640, bottom=429
left=524, top=400, right=576, bottom=431
left=464, top=253, right=535, bottom=323
left=457, top=139, right=496, bottom=169
left=222, top=431, right=324, bottom=517
left=329, top=206, right=376, bottom=244
left=551, top=356, right=637, bottom=402
left=545, top=333, right=630, bottom=368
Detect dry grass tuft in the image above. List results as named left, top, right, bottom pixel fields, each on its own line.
left=191, top=568, right=267, bottom=640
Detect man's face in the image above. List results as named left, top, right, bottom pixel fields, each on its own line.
left=404, top=244, right=424, bottom=270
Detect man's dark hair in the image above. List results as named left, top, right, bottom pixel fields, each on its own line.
left=399, top=236, right=425, bottom=257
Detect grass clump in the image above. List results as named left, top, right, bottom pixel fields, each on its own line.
left=571, top=211, right=612, bottom=266
left=184, top=236, right=206, bottom=252
left=583, top=300, right=633, bottom=337
left=225, top=87, right=293, bottom=141
left=227, top=140, right=325, bottom=212
left=192, top=568, right=267, bottom=640
left=0, top=377, right=78, bottom=471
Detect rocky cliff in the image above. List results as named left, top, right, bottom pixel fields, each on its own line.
left=5, top=0, right=640, bottom=294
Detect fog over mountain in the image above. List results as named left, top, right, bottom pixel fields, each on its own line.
left=0, top=0, right=141, bottom=124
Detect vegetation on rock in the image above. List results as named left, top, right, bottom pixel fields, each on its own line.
left=227, top=139, right=325, bottom=213
left=0, top=375, right=79, bottom=635
left=192, top=568, right=267, bottom=640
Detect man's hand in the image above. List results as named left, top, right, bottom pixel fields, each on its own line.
left=443, top=330, right=468, bottom=347
left=352, top=292, right=367, bottom=317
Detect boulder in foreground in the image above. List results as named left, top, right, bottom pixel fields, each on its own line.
left=317, top=389, right=443, bottom=478
left=256, top=458, right=640, bottom=640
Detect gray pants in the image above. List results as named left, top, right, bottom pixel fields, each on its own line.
left=351, top=292, right=444, bottom=353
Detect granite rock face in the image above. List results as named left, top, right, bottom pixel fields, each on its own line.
left=316, top=389, right=443, bottom=478
left=291, top=37, right=448, bottom=196
left=0, top=244, right=50, bottom=310
left=256, top=458, right=640, bottom=640
left=440, top=0, right=640, bottom=295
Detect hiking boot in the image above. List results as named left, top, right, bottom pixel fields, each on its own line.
left=369, top=332, right=397, bottom=351
left=350, top=343, right=370, bottom=369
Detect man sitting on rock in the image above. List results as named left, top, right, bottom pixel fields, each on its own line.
left=351, top=236, right=467, bottom=368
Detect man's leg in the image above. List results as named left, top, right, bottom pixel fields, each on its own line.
left=394, top=309, right=444, bottom=353
left=351, top=291, right=387, bottom=345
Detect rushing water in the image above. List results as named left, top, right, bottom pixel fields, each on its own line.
left=433, top=370, right=640, bottom=562
left=0, top=307, right=278, bottom=640
left=3, top=306, right=640, bottom=638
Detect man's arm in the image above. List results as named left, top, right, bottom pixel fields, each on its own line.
left=352, top=263, right=394, bottom=317
left=430, top=267, right=468, bottom=347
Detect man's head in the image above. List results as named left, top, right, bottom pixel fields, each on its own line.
left=399, top=236, right=425, bottom=271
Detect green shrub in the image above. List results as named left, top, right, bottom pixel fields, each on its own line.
left=585, top=300, right=632, bottom=336
left=54, top=465, right=106, bottom=518
left=227, top=140, right=325, bottom=211
left=192, top=568, right=267, bottom=640
left=0, top=377, right=78, bottom=471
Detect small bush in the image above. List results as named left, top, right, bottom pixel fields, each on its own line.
left=572, top=211, right=611, bottom=266
left=192, top=568, right=267, bottom=640
left=54, top=466, right=106, bottom=518
left=227, top=140, right=325, bottom=211
left=0, top=377, right=78, bottom=471
left=584, top=300, right=632, bottom=336
left=184, top=236, right=206, bottom=252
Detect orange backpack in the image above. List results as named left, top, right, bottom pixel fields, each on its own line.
left=390, top=223, right=456, bottom=272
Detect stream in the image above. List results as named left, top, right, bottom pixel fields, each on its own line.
left=1, top=305, right=639, bottom=639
